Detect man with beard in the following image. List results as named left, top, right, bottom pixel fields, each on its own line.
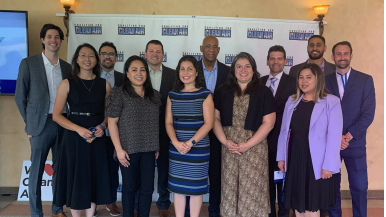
left=260, top=45, right=295, bottom=217
left=326, top=41, right=375, bottom=217
left=289, top=35, right=335, bottom=78
left=185, top=35, right=230, bottom=217
left=133, top=40, right=175, bottom=217
left=97, top=41, right=123, bottom=217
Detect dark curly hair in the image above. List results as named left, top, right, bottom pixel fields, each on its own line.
left=226, top=52, right=261, bottom=96
left=69, top=43, right=100, bottom=80
left=173, top=55, right=206, bottom=91
left=122, top=55, right=156, bottom=102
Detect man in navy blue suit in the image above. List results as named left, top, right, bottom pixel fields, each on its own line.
left=325, top=41, right=376, bottom=217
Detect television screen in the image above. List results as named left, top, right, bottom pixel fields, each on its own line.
left=0, top=10, right=28, bottom=95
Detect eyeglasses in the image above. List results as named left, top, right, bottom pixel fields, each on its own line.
left=99, top=52, right=116, bottom=58
left=79, top=54, right=96, bottom=59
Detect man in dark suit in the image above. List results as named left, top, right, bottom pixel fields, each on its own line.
left=260, top=45, right=296, bottom=217
left=185, top=35, right=230, bottom=217
left=133, top=40, right=175, bottom=217
left=15, top=24, right=71, bottom=217
left=289, top=35, right=335, bottom=78
left=326, top=41, right=375, bottom=217
left=97, top=41, right=123, bottom=217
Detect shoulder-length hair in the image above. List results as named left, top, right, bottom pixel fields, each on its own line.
left=292, top=63, right=328, bottom=103
left=226, top=52, right=261, bottom=96
left=173, top=55, right=206, bottom=91
left=122, top=55, right=156, bottom=101
left=70, top=43, right=101, bottom=80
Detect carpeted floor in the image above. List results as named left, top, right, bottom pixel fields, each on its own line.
left=0, top=199, right=383, bottom=216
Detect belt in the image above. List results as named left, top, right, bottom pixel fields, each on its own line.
left=47, top=113, right=67, bottom=118
left=70, top=112, right=101, bottom=116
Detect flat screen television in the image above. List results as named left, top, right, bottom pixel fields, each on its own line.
left=0, top=10, right=28, bottom=95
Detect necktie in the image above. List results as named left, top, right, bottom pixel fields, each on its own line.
left=269, top=77, right=278, bottom=95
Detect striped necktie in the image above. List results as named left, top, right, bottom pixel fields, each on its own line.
left=269, top=77, right=278, bottom=95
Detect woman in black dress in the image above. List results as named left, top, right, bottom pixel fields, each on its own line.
left=277, top=64, right=342, bottom=217
left=52, top=43, right=112, bottom=217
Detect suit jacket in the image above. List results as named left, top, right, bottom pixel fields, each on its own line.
left=276, top=94, right=343, bottom=180
left=159, top=64, right=176, bottom=144
left=197, top=59, right=230, bottom=92
left=15, top=53, right=72, bottom=136
left=325, top=69, right=376, bottom=148
left=260, top=73, right=296, bottom=157
left=113, top=70, right=124, bottom=87
left=288, top=58, right=336, bottom=78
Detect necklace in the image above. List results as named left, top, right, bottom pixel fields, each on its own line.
left=80, top=78, right=95, bottom=92
left=302, top=98, right=311, bottom=102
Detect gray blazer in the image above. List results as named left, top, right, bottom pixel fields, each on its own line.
left=288, top=58, right=336, bottom=78
left=15, top=54, right=72, bottom=136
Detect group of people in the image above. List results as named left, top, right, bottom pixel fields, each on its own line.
left=15, top=23, right=375, bottom=217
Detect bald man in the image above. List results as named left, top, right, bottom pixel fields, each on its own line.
left=185, top=36, right=230, bottom=217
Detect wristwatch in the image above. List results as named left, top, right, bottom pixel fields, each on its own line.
left=190, top=138, right=196, bottom=146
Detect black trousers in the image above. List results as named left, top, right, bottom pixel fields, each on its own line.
left=120, top=151, right=155, bottom=217
left=185, top=131, right=221, bottom=217
left=106, top=136, right=120, bottom=202
left=268, top=152, right=289, bottom=217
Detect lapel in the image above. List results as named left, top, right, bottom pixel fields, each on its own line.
left=327, top=74, right=340, bottom=98
left=159, top=64, right=168, bottom=96
left=275, top=73, right=287, bottom=101
left=342, top=68, right=357, bottom=101
left=310, top=97, right=326, bottom=129
left=36, top=54, right=49, bottom=90
left=59, top=59, right=68, bottom=80
left=260, top=75, right=268, bottom=85
left=284, top=96, right=301, bottom=131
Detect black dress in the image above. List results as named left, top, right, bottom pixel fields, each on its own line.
left=54, top=77, right=113, bottom=210
left=284, top=100, right=335, bottom=213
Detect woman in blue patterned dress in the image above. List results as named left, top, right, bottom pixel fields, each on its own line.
left=165, top=55, right=214, bottom=217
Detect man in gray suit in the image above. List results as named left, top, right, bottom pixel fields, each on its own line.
left=289, top=35, right=335, bottom=78
left=15, top=24, right=71, bottom=217
left=97, top=41, right=123, bottom=217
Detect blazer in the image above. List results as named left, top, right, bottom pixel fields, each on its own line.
left=197, top=59, right=230, bottom=92
left=276, top=94, right=343, bottom=180
left=325, top=68, right=376, bottom=148
left=260, top=73, right=296, bottom=156
left=159, top=64, right=176, bottom=143
left=288, top=58, right=336, bottom=78
left=113, top=70, right=124, bottom=87
left=15, top=53, right=72, bottom=136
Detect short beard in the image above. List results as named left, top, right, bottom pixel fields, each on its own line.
left=335, top=60, right=350, bottom=69
left=101, top=62, right=114, bottom=70
left=308, top=51, right=324, bottom=60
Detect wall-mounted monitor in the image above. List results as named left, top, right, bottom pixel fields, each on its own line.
left=0, top=10, right=29, bottom=95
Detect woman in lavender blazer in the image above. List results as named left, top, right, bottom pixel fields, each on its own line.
left=276, top=63, right=343, bottom=217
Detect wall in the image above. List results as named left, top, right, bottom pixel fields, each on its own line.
left=0, top=0, right=383, bottom=190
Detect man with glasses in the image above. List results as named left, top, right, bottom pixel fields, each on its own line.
left=96, top=41, right=123, bottom=217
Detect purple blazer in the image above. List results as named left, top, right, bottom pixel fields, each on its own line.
left=276, top=94, right=343, bottom=180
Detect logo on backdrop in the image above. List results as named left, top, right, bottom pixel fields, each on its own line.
left=117, top=51, right=124, bottom=62
left=247, top=28, right=273, bottom=39
left=118, top=24, right=146, bottom=35
left=74, top=24, right=102, bottom=35
left=225, top=54, right=237, bottom=65
left=289, top=30, right=314, bottom=41
left=162, top=25, right=188, bottom=36
left=285, top=56, right=294, bottom=66
left=183, top=52, right=202, bottom=61
left=18, top=161, right=53, bottom=201
left=204, top=26, right=231, bottom=38
left=139, top=52, right=167, bottom=62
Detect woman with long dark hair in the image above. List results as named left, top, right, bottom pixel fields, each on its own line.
left=107, top=55, right=161, bottom=217
left=52, top=43, right=113, bottom=217
left=277, top=63, right=342, bottom=217
left=213, top=52, right=276, bottom=217
left=165, top=55, right=214, bottom=217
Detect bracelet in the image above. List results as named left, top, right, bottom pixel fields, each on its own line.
left=99, top=123, right=106, bottom=130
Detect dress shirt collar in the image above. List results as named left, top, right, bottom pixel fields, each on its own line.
left=202, top=60, right=218, bottom=72
left=268, top=71, right=284, bottom=80
left=42, top=52, right=59, bottom=66
left=149, top=64, right=163, bottom=74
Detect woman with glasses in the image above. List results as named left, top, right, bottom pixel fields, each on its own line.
left=52, top=43, right=113, bottom=217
